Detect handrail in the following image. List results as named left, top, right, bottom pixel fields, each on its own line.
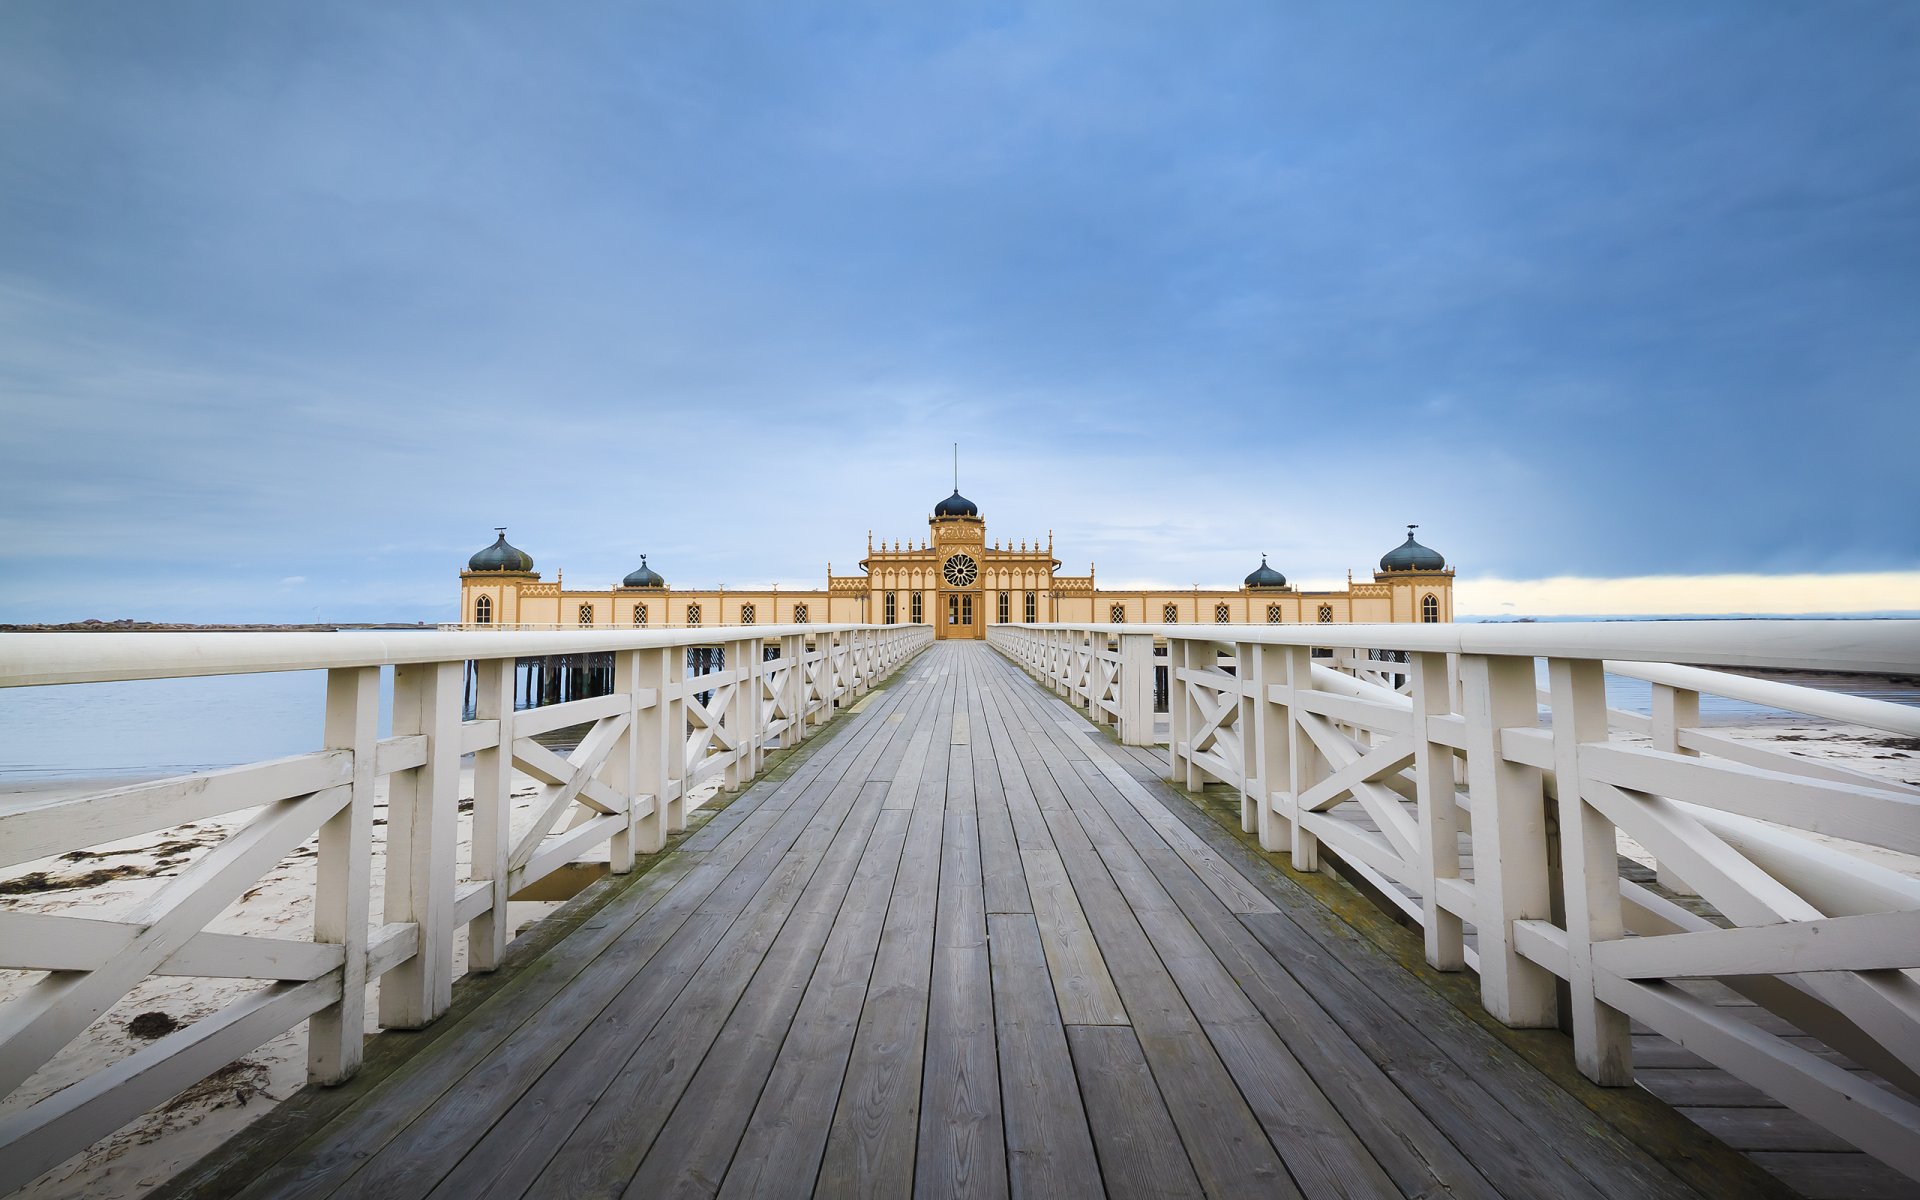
left=995, top=619, right=1920, bottom=673
left=0, top=624, right=926, bottom=687
left=987, top=619, right=1920, bottom=1181
left=0, top=622, right=933, bottom=1190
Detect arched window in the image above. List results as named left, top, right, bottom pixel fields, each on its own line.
left=997, top=592, right=1010, bottom=624
left=741, top=603, right=756, bottom=625
left=1110, top=603, right=1126, bottom=623
left=578, top=603, right=594, bottom=626
left=1422, top=593, right=1439, bottom=623
left=1024, top=592, right=1036, bottom=622
left=911, top=592, right=924, bottom=623
left=474, top=595, right=492, bottom=625
left=686, top=603, right=701, bottom=627
left=794, top=603, right=808, bottom=624
left=884, top=591, right=897, bottom=624
left=633, top=603, right=646, bottom=627
left=1267, top=604, right=1282, bottom=624
left=1214, top=603, right=1230, bottom=624
left=1318, top=604, right=1334, bottom=623
left=1163, top=602, right=1178, bottom=623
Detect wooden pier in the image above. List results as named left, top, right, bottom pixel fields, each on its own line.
left=165, top=643, right=1803, bottom=1199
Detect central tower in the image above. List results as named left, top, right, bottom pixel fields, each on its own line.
left=931, top=488, right=985, bottom=639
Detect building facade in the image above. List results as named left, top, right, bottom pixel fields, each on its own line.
left=458, top=490, right=1455, bottom=637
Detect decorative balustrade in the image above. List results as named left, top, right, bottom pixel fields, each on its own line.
left=0, top=622, right=931, bottom=1191
left=988, top=618, right=1920, bottom=1181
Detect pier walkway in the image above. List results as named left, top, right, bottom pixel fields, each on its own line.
left=178, top=643, right=1785, bottom=1199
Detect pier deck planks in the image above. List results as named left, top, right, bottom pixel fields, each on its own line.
left=181, top=642, right=1809, bottom=1200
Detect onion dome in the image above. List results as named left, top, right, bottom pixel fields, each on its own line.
left=1379, top=525, right=1446, bottom=572
left=622, top=555, right=666, bottom=588
left=1244, top=555, right=1287, bottom=589
left=467, top=528, right=534, bottom=572
left=934, top=490, right=979, bottom=518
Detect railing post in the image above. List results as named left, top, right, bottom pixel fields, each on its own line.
left=1550, top=657, right=1634, bottom=1083
left=1117, top=632, right=1155, bottom=746
left=381, top=659, right=462, bottom=1029
left=1236, top=640, right=1259, bottom=834
left=1650, top=683, right=1702, bottom=895
left=1169, top=638, right=1207, bottom=792
left=1246, top=642, right=1289, bottom=851
left=633, top=645, right=675, bottom=849
left=469, top=656, right=515, bottom=970
left=726, top=637, right=757, bottom=789
left=604, top=650, right=642, bottom=875
left=309, top=665, right=378, bottom=1084
left=783, top=633, right=807, bottom=746
left=1411, top=652, right=1465, bottom=971
left=1460, top=652, right=1559, bottom=1028
left=1283, top=644, right=1321, bottom=871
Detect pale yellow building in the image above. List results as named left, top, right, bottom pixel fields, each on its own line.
left=458, top=490, right=1455, bottom=637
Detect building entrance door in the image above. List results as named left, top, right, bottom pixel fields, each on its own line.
left=942, top=591, right=980, bottom=639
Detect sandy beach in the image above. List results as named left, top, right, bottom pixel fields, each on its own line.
left=0, top=717, right=1914, bottom=1198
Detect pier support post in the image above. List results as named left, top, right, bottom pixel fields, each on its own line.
left=1412, top=651, right=1465, bottom=971
left=310, top=665, right=378, bottom=1084
left=1117, top=632, right=1156, bottom=746
left=1247, top=643, right=1289, bottom=853
left=1551, top=658, right=1634, bottom=1083
left=1461, top=653, right=1559, bottom=1029
left=1283, top=644, right=1322, bottom=871
left=381, top=659, right=461, bottom=1029
left=1650, top=683, right=1701, bottom=896
left=469, top=656, right=515, bottom=968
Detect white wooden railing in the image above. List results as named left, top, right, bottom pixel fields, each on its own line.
left=989, top=619, right=1920, bottom=1180
left=0, top=622, right=931, bottom=1191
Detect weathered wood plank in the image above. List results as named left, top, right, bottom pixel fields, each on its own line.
left=716, top=807, right=916, bottom=1198
left=916, top=806, right=1006, bottom=1198
left=425, top=743, right=893, bottom=1198
left=1747, top=1151, right=1920, bottom=1200
left=988, top=914, right=1104, bottom=1200
left=815, top=671, right=953, bottom=1198
left=1043, top=735, right=1508, bottom=1200
left=1143, top=767, right=1790, bottom=1200
left=635, top=667, right=951, bottom=1199
left=973, top=675, right=1127, bottom=1027
left=295, top=663, right=929, bottom=1200
left=976, top=679, right=1297, bottom=1197
left=1063, top=1024, right=1203, bottom=1200
left=524, top=780, right=895, bottom=1197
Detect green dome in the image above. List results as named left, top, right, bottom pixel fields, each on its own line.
left=1380, top=526, right=1445, bottom=572
left=622, top=555, right=666, bottom=588
left=1244, top=555, right=1287, bottom=589
left=468, top=528, right=533, bottom=572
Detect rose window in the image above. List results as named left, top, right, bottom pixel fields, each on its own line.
left=943, top=554, right=978, bottom=588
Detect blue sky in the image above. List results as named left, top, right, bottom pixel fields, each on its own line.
left=2, top=2, right=1916, bottom=621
